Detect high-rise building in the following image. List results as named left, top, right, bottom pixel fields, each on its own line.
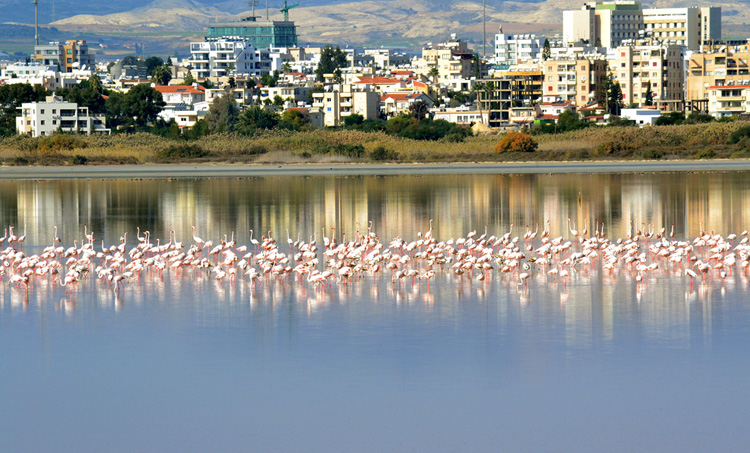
left=563, top=2, right=721, bottom=50
left=207, top=16, right=297, bottom=48
left=542, top=56, right=608, bottom=105
left=188, top=40, right=272, bottom=78
left=34, top=40, right=94, bottom=72
left=612, top=44, right=684, bottom=110
left=493, top=27, right=545, bottom=68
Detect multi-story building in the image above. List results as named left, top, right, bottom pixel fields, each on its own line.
left=311, top=85, right=380, bottom=127
left=207, top=16, right=297, bottom=48
left=707, top=85, right=750, bottom=118
left=564, top=1, right=643, bottom=48
left=188, top=40, right=272, bottom=78
left=417, top=35, right=477, bottom=87
left=642, top=7, right=721, bottom=50
left=153, top=85, right=208, bottom=129
left=493, top=27, right=545, bottom=68
left=34, top=40, right=95, bottom=72
left=381, top=92, right=434, bottom=118
left=542, top=57, right=608, bottom=105
left=563, top=2, right=721, bottom=50
left=612, top=44, right=684, bottom=109
left=16, top=96, right=108, bottom=137
left=686, top=42, right=750, bottom=107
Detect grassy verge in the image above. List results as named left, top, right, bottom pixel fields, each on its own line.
left=2, top=121, right=750, bottom=166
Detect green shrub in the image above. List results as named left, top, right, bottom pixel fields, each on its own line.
left=156, top=143, right=208, bottom=159
left=10, top=156, right=29, bottom=166
left=495, top=132, right=538, bottom=153
left=240, top=144, right=269, bottom=155
left=694, top=148, right=716, bottom=159
left=369, top=146, right=398, bottom=161
left=636, top=148, right=663, bottom=159
left=594, top=141, right=638, bottom=156
left=727, top=125, right=750, bottom=144
left=332, top=143, right=365, bottom=158
left=71, top=154, right=88, bottom=165
left=311, top=143, right=331, bottom=154
left=37, top=134, right=87, bottom=154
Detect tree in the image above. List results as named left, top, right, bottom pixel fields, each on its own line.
left=282, top=62, right=292, bottom=73
left=56, top=84, right=105, bottom=114
left=644, top=81, right=653, bottom=107
left=205, top=93, right=239, bottom=133
left=542, top=38, right=551, bottom=61
left=333, top=68, right=343, bottom=84
left=557, top=109, right=589, bottom=133
left=428, top=67, right=440, bottom=84
left=182, top=70, right=195, bottom=86
left=314, top=45, right=347, bottom=82
left=260, top=72, right=278, bottom=87
left=144, top=56, right=165, bottom=76
left=228, top=76, right=236, bottom=89
left=608, top=80, right=623, bottom=115
left=237, top=106, right=280, bottom=134
left=88, top=74, right=103, bottom=94
left=121, top=55, right=140, bottom=66
left=122, top=84, right=166, bottom=127
left=409, top=100, right=429, bottom=120
left=272, top=94, right=285, bottom=106
left=280, top=109, right=311, bottom=131
left=0, top=83, right=49, bottom=136
left=151, top=65, right=172, bottom=85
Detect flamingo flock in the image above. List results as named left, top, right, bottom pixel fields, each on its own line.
left=0, top=219, right=748, bottom=299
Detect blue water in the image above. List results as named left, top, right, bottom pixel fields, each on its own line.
left=2, top=173, right=750, bottom=452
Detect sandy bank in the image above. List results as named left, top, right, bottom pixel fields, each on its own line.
left=1, top=160, right=750, bottom=179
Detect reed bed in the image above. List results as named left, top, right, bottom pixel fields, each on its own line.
left=0, top=120, right=748, bottom=165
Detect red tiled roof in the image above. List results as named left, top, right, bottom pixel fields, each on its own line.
left=154, top=85, right=205, bottom=94
left=392, top=70, right=413, bottom=75
left=709, top=85, right=750, bottom=89
left=356, top=76, right=401, bottom=85
left=381, top=92, right=425, bottom=102
left=541, top=101, right=573, bottom=107
left=539, top=114, right=559, bottom=120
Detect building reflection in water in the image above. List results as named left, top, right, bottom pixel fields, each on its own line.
left=1, top=172, right=750, bottom=349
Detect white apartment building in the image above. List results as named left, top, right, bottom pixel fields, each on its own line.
left=16, top=96, right=108, bottom=137
left=643, top=7, right=721, bottom=49
left=154, top=85, right=208, bottom=128
left=494, top=27, right=545, bottom=67
left=188, top=40, right=271, bottom=78
left=563, top=2, right=721, bottom=50
left=0, top=63, right=92, bottom=92
left=311, top=85, right=380, bottom=127
left=707, top=85, right=750, bottom=118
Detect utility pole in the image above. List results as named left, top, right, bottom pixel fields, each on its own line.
left=33, top=0, right=39, bottom=47
left=482, top=0, right=486, bottom=58
left=266, top=0, right=269, bottom=20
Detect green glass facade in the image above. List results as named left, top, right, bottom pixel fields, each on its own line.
left=207, top=17, right=297, bottom=48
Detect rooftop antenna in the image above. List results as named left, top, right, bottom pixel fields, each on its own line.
left=249, top=0, right=256, bottom=18
left=483, top=0, right=486, bottom=58
left=32, top=0, right=39, bottom=46
left=266, top=0, right=268, bottom=20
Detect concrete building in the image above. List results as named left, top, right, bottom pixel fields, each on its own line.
left=16, top=96, right=108, bottom=137
left=612, top=44, right=684, bottom=109
left=188, top=40, right=272, bottom=78
left=707, top=85, right=750, bottom=118
left=686, top=42, right=750, bottom=108
left=542, top=57, right=608, bottom=105
left=34, top=40, right=95, bottom=72
left=431, top=105, right=487, bottom=126
left=642, top=7, right=721, bottom=50
left=563, top=2, right=720, bottom=50
left=154, top=85, right=208, bottom=128
left=418, top=35, right=477, bottom=87
left=494, top=27, right=545, bottom=67
left=311, top=85, right=380, bottom=127
left=620, top=107, right=663, bottom=125
left=381, top=92, right=433, bottom=118
left=564, top=1, right=643, bottom=48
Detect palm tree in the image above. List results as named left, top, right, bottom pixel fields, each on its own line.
left=428, top=67, right=440, bottom=84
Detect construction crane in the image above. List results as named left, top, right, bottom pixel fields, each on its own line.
left=279, top=0, right=298, bottom=22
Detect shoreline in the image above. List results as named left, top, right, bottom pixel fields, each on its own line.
left=1, top=160, right=750, bottom=179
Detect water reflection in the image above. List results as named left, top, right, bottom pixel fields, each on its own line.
left=0, top=172, right=749, bottom=355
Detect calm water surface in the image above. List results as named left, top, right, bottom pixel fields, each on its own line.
left=2, top=172, right=750, bottom=452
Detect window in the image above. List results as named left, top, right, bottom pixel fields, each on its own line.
left=40, top=109, right=44, bottom=114
left=548, top=86, right=553, bottom=91
left=41, top=120, right=45, bottom=125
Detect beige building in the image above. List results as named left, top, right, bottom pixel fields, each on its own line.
left=417, top=35, right=477, bottom=87
left=311, top=85, right=380, bottom=127
left=16, top=96, right=109, bottom=137
left=564, top=2, right=721, bottom=50
left=707, top=85, right=750, bottom=118
left=542, top=57, right=608, bottom=106
left=686, top=43, right=750, bottom=105
left=642, top=7, right=721, bottom=50
left=612, top=44, right=684, bottom=109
